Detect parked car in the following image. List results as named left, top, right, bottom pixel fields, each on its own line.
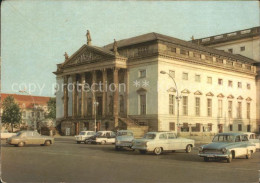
left=115, top=130, right=134, bottom=150
left=198, top=133, right=256, bottom=163
left=6, top=131, right=54, bottom=147
left=132, top=132, right=195, bottom=155
left=243, top=132, right=260, bottom=149
left=89, top=131, right=116, bottom=144
left=75, top=131, right=96, bottom=144
left=1, top=130, right=16, bottom=139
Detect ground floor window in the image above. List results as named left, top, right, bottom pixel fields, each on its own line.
left=192, top=123, right=200, bottom=132
left=238, top=124, right=242, bottom=131
left=247, top=125, right=251, bottom=132
left=208, top=123, right=212, bottom=132
left=229, top=124, right=233, bottom=131
left=169, top=122, right=175, bottom=131
left=181, top=123, right=189, bottom=132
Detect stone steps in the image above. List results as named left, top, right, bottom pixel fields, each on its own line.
left=119, top=117, right=148, bottom=138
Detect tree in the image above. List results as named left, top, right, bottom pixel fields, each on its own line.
left=46, top=97, right=56, bottom=120
left=2, top=96, right=22, bottom=132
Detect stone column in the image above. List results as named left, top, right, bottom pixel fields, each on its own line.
left=92, top=71, right=96, bottom=118
left=102, top=69, right=107, bottom=117
left=63, top=75, right=69, bottom=118
left=113, top=68, right=119, bottom=127
left=81, top=73, right=85, bottom=118
left=72, top=75, right=77, bottom=118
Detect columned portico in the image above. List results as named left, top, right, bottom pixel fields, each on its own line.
left=72, top=75, right=77, bottom=118
left=102, top=69, right=107, bottom=117
left=91, top=70, right=96, bottom=118
left=63, top=75, right=69, bottom=118
left=113, top=67, right=119, bottom=128
left=81, top=73, right=85, bottom=118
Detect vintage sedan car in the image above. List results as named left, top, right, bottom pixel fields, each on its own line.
left=115, top=130, right=134, bottom=150
left=89, top=131, right=116, bottom=144
left=198, top=133, right=256, bottom=163
left=75, top=131, right=96, bottom=144
left=243, top=132, right=260, bottom=149
left=1, top=130, right=16, bottom=139
left=132, top=132, right=195, bottom=155
left=6, top=131, right=54, bottom=147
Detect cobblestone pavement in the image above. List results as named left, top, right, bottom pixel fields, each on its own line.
left=1, top=137, right=259, bottom=183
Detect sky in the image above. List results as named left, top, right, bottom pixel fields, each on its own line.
left=1, top=0, right=259, bottom=97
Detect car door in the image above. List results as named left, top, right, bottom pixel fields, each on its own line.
left=167, top=133, right=180, bottom=150
left=158, top=133, right=168, bottom=150
left=32, top=131, right=44, bottom=144
left=234, top=135, right=246, bottom=157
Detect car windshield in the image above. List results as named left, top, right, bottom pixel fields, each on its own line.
left=96, top=132, right=103, bottom=137
left=79, top=132, right=86, bottom=135
left=16, top=132, right=23, bottom=136
left=143, top=133, right=156, bottom=139
left=117, top=132, right=133, bottom=136
left=212, top=135, right=235, bottom=142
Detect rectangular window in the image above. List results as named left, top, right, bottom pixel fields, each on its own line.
left=192, top=123, right=201, bottom=132
left=169, top=122, right=175, bottom=131
left=182, top=96, right=188, bottom=116
left=195, top=97, right=200, bottom=116
left=228, top=48, right=233, bottom=53
left=218, top=79, right=223, bottom=85
left=238, top=82, right=242, bottom=88
left=195, top=74, right=201, bottom=82
left=218, top=100, right=223, bottom=117
left=247, top=103, right=250, bottom=119
left=181, top=123, right=189, bottom=132
left=207, top=77, right=212, bottom=84
left=140, top=94, right=146, bottom=115
left=229, top=125, right=233, bottom=131
left=247, top=125, right=251, bottom=132
left=169, top=94, right=175, bottom=115
left=182, top=72, right=188, bottom=80
left=169, top=70, right=175, bottom=78
left=240, top=46, right=245, bottom=51
left=238, top=124, right=242, bottom=131
left=247, top=83, right=251, bottom=90
left=228, top=101, right=233, bottom=118
left=228, top=80, right=233, bottom=87
left=139, top=70, right=146, bottom=78
left=237, top=102, right=242, bottom=118
left=208, top=123, right=212, bottom=132
left=207, top=99, right=212, bottom=117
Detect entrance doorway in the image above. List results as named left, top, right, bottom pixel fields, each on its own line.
left=97, top=96, right=103, bottom=116
left=97, top=121, right=101, bottom=131
left=218, top=124, right=223, bottom=133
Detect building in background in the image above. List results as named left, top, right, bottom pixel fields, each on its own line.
left=54, top=30, right=258, bottom=136
left=191, top=26, right=260, bottom=62
left=0, top=93, right=52, bottom=131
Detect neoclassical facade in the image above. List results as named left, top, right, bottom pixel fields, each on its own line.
left=54, top=31, right=258, bottom=136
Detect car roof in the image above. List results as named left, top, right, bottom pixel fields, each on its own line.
left=217, top=132, right=245, bottom=136
left=118, top=130, right=133, bottom=133
left=147, top=131, right=175, bottom=134
left=243, top=132, right=255, bottom=135
left=80, top=131, right=95, bottom=132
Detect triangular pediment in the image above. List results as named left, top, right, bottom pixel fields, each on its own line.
left=217, top=93, right=225, bottom=98
left=63, top=45, right=116, bottom=67
left=194, top=90, right=203, bottom=95
left=246, top=97, right=252, bottom=101
left=227, top=95, right=234, bottom=99
left=181, top=89, right=190, bottom=94
left=206, top=92, right=214, bottom=97
left=167, top=87, right=176, bottom=93
left=237, top=96, right=244, bottom=100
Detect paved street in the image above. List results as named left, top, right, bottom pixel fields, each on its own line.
left=1, top=137, right=259, bottom=183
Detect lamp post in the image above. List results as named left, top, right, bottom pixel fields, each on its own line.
left=160, top=70, right=182, bottom=136
left=19, top=90, right=36, bottom=131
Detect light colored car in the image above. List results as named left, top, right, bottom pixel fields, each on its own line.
left=6, top=131, right=54, bottom=147
left=89, top=131, right=116, bottom=145
left=75, top=131, right=96, bottom=144
left=198, top=133, right=256, bottom=163
left=132, top=132, right=195, bottom=155
left=243, top=132, right=260, bottom=149
left=115, top=130, right=134, bottom=150
left=1, top=130, right=16, bottom=139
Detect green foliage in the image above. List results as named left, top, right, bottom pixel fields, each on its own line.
left=2, top=96, right=22, bottom=132
left=46, top=97, right=56, bottom=119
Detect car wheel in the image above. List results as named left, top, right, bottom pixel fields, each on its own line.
left=77, top=141, right=80, bottom=144
left=154, top=147, right=163, bottom=155
left=139, top=150, right=147, bottom=154
left=246, top=151, right=252, bottom=159
left=227, top=155, right=232, bottom=163
left=101, top=140, right=106, bottom=145
left=18, top=142, right=24, bottom=147
left=204, top=157, right=209, bottom=162
left=44, top=140, right=51, bottom=146
left=185, top=145, right=192, bottom=153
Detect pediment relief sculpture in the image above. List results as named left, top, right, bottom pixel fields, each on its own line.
left=237, top=96, right=244, bottom=100
left=194, top=90, right=203, bottom=95
left=67, top=50, right=103, bottom=65
left=167, top=87, right=176, bottom=93
left=181, top=89, right=190, bottom=94
left=217, top=93, right=225, bottom=98
left=206, top=92, right=214, bottom=97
